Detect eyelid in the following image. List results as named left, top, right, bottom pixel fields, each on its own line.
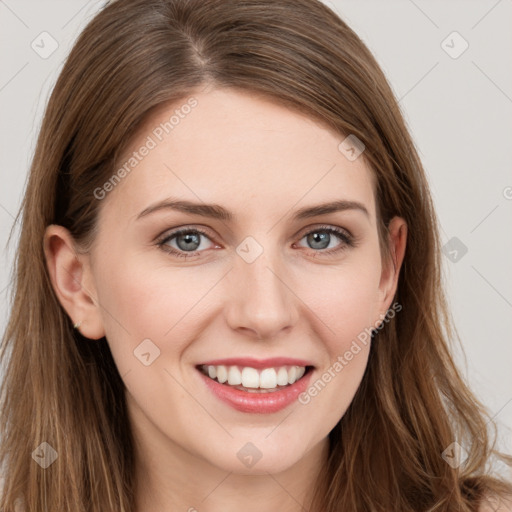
left=295, top=223, right=353, bottom=240
left=155, top=224, right=215, bottom=241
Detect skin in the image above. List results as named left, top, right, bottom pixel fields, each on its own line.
left=44, top=87, right=408, bottom=512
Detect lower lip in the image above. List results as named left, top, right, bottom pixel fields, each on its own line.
left=197, top=367, right=313, bottom=414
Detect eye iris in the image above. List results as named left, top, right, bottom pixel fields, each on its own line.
left=308, top=232, right=330, bottom=250
left=177, top=232, right=201, bottom=251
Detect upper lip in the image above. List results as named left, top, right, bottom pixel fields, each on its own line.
left=196, top=357, right=315, bottom=369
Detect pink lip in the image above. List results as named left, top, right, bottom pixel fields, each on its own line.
left=197, top=357, right=314, bottom=369
left=196, top=365, right=314, bottom=414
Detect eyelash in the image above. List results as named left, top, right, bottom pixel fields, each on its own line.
left=156, top=225, right=356, bottom=260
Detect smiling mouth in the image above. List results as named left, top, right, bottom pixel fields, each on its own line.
left=196, top=364, right=314, bottom=393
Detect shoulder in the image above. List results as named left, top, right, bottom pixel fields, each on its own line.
left=479, top=494, right=512, bottom=512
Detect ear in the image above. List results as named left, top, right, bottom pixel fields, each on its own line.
left=376, top=216, right=407, bottom=323
left=43, top=224, right=105, bottom=340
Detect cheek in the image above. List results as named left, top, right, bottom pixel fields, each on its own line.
left=301, top=257, right=382, bottom=354
left=297, top=265, right=379, bottom=423
left=93, top=253, right=213, bottom=369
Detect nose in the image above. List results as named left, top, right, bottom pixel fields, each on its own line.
left=224, top=247, right=299, bottom=340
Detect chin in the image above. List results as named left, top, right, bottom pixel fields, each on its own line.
left=202, top=436, right=315, bottom=476
left=216, top=454, right=302, bottom=476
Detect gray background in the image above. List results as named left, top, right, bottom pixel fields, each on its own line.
left=0, top=0, right=511, bottom=475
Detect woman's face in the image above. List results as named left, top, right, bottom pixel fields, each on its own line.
left=47, top=87, right=406, bottom=477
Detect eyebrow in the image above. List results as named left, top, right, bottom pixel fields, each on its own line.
left=136, top=197, right=369, bottom=222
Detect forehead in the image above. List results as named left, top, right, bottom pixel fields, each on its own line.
left=100, top=87, right=376, bottom=226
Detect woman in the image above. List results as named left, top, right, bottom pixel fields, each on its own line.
left=1, top=0, right=511, bottom=510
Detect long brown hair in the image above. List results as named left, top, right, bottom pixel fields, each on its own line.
left=1, top=0, right=511, bottom=510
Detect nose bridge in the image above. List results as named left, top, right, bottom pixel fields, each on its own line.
left=225, top=236, right=298, bottom=338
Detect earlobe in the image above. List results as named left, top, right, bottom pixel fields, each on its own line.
left=43, top=224, right=105, bottom=340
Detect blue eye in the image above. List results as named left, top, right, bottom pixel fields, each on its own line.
left=295, top=226, right=354, bottom=255
left=156, top=225, right=355, bottom=260
left=157, top=227, right=214, bottom=259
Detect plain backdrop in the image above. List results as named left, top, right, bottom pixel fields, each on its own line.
left=0, top=0, right=511, bottom=475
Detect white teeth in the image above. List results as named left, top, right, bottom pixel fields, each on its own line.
left=276, top=367, right=289, bottom=386
left=241, top=367, right=260, bottom=388
left=260, top=368, right=277, bottom=389
left=216, top=365, right=228, bottom=383
left=200, top=364, right=308, bottom=389
left=227, top=366, right=242, bottom=386
left=207, top=365, right=217, bottom=379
